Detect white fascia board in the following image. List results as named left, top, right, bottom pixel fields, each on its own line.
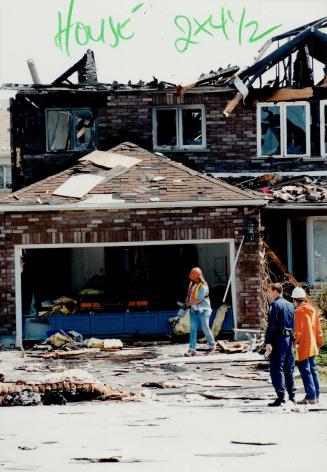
left=0, top=199, right=267, bottom=213
left=212, top=171, right=327, bottom=177
left=265, top=204, right=327, bottom=210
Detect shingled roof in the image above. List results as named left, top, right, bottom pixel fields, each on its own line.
left=0, top=143, right=265, bottom=210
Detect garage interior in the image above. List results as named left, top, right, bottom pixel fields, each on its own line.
left=20, top=241, right=235, bottom=339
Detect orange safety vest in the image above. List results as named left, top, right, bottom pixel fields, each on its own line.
left=187, top=280, right=207, bottom=301
left=294, top=301, right=324, bottom=362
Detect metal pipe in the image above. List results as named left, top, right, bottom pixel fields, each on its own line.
left=222, top=236, right=245, bottom=303
left=27, top=59, right=41, bottom=84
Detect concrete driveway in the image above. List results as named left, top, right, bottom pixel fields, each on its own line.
left=0, top=343, right=326, bottom=471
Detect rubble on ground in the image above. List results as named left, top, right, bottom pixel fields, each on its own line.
left=0, top=340, right=326, bottom=410
left=0, top=368, right=138, bottom=405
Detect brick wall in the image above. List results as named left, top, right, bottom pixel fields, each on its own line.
left=0, top=206, right=262, bottom=334
left=97, top=90, right=327, bottom=173
left=97, top=91, right=258, bottom=172
left=13, top=90, right=327, bottom=186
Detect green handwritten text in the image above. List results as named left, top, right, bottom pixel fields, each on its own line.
left=54, top=0, right=144, bottom=57
left=174, top=7, right=282, bottom=53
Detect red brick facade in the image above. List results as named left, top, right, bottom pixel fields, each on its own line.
left=97, top=91, right=258, bottom=173
left=11, top=89, right=327, bottom=189
left=0, top=205, right=261, bottom=334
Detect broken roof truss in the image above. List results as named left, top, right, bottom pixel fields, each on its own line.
left=224, top=16, right=327, bottom=116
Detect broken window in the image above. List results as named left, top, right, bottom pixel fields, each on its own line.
left=320, top=100, right=327, bottom=157
left=46, top=109, right=96, bottom=152
left=312, top=219, right=327, bottom=283
left=286, top=104, right=307, bottom=155
left=153, top=106, right=205, bottom=149
left=257, top=102, right=309, bottom=157
left=156, top=109, right=177, bottom=146
left=260, top=106, right=281, bottom=156
left=182, top=109, right=203, bottom=146
left=0, top=165, right=12, bottom=190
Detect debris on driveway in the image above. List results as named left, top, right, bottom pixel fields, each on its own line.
left=32, top=329, right=124, bottom=353
left=231, top=440, right=278, bottom=446
left=1, top=342, right=326, bottom=411
left=0, top=368, right=138, bottom=405
left=2, top=390, right=41, bottom=406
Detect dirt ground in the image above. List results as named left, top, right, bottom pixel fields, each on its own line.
left=1, top=343, right=326, bottom=472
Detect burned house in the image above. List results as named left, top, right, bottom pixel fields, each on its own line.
left=221, top=16, right=327, bottom=289
left=0, top=143, right=265, bottom=345
left=8, top=19, right=327, bottom=186
left=1, top=17, right=327, bottom=343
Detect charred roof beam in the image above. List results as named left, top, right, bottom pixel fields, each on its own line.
left=52, top=49, right=97, bottom=86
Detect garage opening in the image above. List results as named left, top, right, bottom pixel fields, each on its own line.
left=19, top=241, right=235, bottom=340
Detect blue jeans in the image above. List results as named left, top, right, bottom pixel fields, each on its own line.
left=297, top=356, right=320, bottom=400
left=189, top=309, right=215, bottom=351
left=269, top=337, right=295, bottom=400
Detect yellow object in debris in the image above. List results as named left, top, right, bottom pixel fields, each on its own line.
left=86, top=338, right=123, bottom=349
left=211, top=304, right=230, bottom=338
left=46, top=332, right=71, bottom=348
left=103, top=339, right=123, bottom=350
left=86, top=338, right=104, bottom=349
left=173, top=309, right=190, bottom=335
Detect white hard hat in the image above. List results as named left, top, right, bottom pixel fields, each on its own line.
left=291, top=287, right=306, bottom=299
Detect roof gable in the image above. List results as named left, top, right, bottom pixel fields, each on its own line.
left=0, top=143, right=262, bottom=208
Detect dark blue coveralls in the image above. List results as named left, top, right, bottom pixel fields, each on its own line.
left=265, top=296, right=296, bottom=401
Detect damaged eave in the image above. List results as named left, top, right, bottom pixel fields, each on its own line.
left=0, top=198, right=267, bottom=213
left=255, top=87, right=314, bottom=102
left=176, top=65, right=239, bottom=96
left=265, top=203, right=327, bottom=210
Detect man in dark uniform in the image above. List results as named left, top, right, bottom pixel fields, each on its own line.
left=265, top=283, right=296, bottom=406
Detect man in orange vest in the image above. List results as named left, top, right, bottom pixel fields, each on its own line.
left=292, top=287, right=324, bottom=405
left=184, top=267, right=216, bottom=357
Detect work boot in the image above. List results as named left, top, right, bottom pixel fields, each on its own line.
left=268, top=398, right=286, bottom=407
left=297, top=397, right=316, bottom=405
left=184, top=351, right=196, bottom=357
left=204, top=346, right=216, bottom=356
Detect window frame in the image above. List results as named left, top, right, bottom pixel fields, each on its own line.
left=320, top=99, right=327, bottom=158
left=307, top=216, right=327, bottom=284
left=257, top=101, right=310, bottom=158
left=153, top=105, right=206, bottom=151
left=45, top=108, right=96, bottom=153
left=0, top=164, right=12, bottom=190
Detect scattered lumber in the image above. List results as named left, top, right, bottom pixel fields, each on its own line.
left=216, top=341, right=248, bottom=353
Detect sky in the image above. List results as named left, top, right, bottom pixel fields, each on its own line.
left=0, top=0, right=326, bottom=86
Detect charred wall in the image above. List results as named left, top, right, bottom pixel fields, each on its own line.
left=11, top=90, right=107, bottom=189
left=11, top=88, right=327, bottom=190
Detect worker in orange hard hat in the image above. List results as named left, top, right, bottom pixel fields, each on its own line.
left=292, top=287, right=324, bottom=405
left=184, top=267, right=216, bottom=357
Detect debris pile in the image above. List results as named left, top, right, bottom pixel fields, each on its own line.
left=269, top=179, right=327, bottom=203
left=0, top=369, right=137, bottom=406
left=32, top=329, right=123, bottom=357
left=228, top=174, right=327, bottom=205
left=216, top=337, right=265, bottom=354
left=38, top=296, right=77, bottom=316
